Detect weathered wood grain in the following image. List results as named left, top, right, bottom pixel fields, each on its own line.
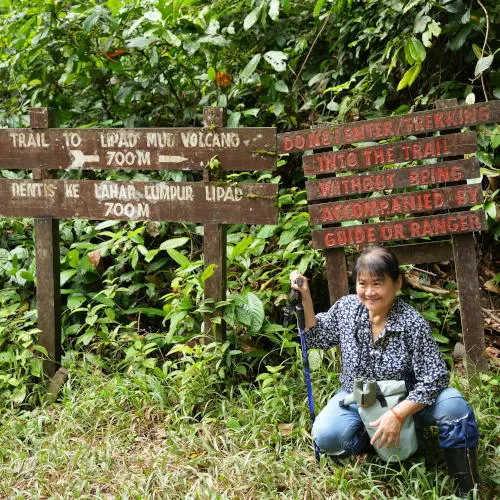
left=278, top=101, right=500, bottom=153
left=0, top=127, right=276, bottom=171
left=0, top=180, right=278, bottom=225
left=303, top=132, right=476, bottom=175
left=312, top=210, right=487, bottom=249
left=309, top=184, right=483, bottom=224
left=306, top=158, right=480, bottom=200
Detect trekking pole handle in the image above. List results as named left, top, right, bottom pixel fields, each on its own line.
left=293, top=278, right=306, bottom=331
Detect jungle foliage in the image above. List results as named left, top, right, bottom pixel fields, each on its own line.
left=0, top=0, right=499, bottom=399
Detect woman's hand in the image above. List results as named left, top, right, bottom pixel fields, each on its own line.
left=290, top=271, right=309, bottom=293
left=289, top=271, right=317, bottom=329
left=369, top=410, right=403, bottom=449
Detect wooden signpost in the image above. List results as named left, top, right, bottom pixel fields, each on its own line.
left=0, top=107, right=278, bottom=376
left=278, top=100, right=500, bottom=372
left=0, top=128, right=275, bottom=171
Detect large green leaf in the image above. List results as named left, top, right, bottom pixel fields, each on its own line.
left=240, top=54, right=261, bottom=83
left=263, top=51, right=287, bottom=72
left=245, top=291, right=265, bottom=333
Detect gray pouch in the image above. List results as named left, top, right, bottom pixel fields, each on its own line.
left=341, top=378, right=418, bottom=462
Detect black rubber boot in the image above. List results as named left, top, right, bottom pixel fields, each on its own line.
left=443, top=447, right=479, bottom=498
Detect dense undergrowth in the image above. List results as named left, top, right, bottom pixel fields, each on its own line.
left=0, top=353, right=498, bottom=498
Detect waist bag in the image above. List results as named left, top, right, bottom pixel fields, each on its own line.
left=340, top=378, right=418, bottom=462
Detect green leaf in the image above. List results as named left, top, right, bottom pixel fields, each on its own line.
left=474, top=55, right=494, bottom=77
left=144, top=10, right=162, bottom=22
left=164, top=29, right=181, bottom=47
left=226, top=416, right=241, bottom=429
left=230, top=235, right=253, bottom=260
left=264, top=51, right=287, bottom=72
left=272, top=102, right=284, bottom=116
left=432, top=332, right=450, bottom=344
left=257, top=225, right=277, bottom=239
left=11, top=385, right=26, bottom=404
left=268, top=0, right=280, bottom=21
left=83, top=9, right=102, bottom=31
left=19, top=271, right=34, bottom=282
left=201, top=264, right=215, bottom=282
left=243, top=6, right=261, bottom=31
left=107, top=0, right=121, bottom=15
left=159, top=237, right=189, bottom=250
left=95, top=220, right=120, bottom=230
left=227, top=112, right=241, bottom=128
left=166, top=248, right=190, bottom=268
left=405, top=38, right=426, bottom=63
left=68, top=293, right=86, bottom=310
left=207, top=67, right=216, bottom=81
left=449, top=26, right=472, bottom=52
left=485, top=201, right=497, bottom=220
left=275, top=80, right=289, bottom=93
left=472, top=44, right=483, bottom=59
left=126, top=37, right=158, bottom=49
left=313, top=0, right=327, bottom=17
left=490, top=126, right=500, bottom=150
left=397, top=63, right=421, bottom=91
left=308, top=349, right=323, bottom=371
left=240, top=54, right=261, bottom=83
left=245, top=291, right=265, bottom=333
left=67, top=249, right=80, bottom=269
left=60, top=269, right=78, bottom=286
left=414, top=15, right=431, bottom=34
left=130, top=247, right=139, bottom=269
left=145, top=249, right=159, bottom=263
left=476, top=151, right=493, bottom=168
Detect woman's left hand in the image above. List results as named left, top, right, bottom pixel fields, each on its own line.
left=369, top=411, right=402, bottom=449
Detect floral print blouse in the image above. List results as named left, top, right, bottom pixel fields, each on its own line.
left=306, top=295, right=449, bottom=405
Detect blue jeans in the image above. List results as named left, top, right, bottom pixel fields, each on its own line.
left=312, top=387, right=479, bottom=456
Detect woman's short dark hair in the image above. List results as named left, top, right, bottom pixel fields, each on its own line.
left=353, top=245, right=401, bottom=283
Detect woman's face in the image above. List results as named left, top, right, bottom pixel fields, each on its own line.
left=356, top=271, right=402, bottom=318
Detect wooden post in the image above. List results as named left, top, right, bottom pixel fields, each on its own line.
left=325, top=248, right=349, bottom=304
left=452, top=234, right=487, bottom=371
left=203, top=106, right=227, bottom=340
left=435, top=99, right=487, bottom=372
left=30, top=108, right=61, bottom=377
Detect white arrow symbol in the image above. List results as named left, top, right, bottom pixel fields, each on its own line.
left=159, top=155, right=188, bottom=163
left=69, top=150, right=100, bottom=169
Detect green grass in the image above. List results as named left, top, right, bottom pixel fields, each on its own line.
left=0, top=355, right=498, bottom=499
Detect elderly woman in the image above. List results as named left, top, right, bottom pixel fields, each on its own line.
left=290, top=245, right=479, bottom=497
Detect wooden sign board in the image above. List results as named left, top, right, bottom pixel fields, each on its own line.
left=0, top=127, right=276, bottom=171
left=278, top=101, right=500, bottom=153
left=303, top=132, right=476, bottom=175
left=312, top=210, right=487, bottom=249
left=306, top=158, right=480, bottom=200
left=0, top=180, right=278, bottom=225
left=309, top=184, right=483, bottom=224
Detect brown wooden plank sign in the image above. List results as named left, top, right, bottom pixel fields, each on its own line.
left=0, top=180, right=277, bottom=225
left=0, top=107, right=279, bottom=376
left=0, top=127, right=276, bottom=171
left=278, top=101, right=500, bottom=153
left=277, top=101, right=500, bottom=250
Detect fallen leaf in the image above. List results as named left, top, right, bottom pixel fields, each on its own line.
left=87, top=249, right=101, bottom=268
left=483, top=279, right=500, bottom=294
left=278, top=423, right=294, bottom=436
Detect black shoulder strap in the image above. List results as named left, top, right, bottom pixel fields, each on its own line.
left=375, top=383, right=388, bottom=407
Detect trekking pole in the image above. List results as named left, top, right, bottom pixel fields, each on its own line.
left=289, top=279, right=321, bottom=462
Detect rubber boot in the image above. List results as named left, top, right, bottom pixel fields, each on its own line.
left=444, top=447, right=479, bottom=498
